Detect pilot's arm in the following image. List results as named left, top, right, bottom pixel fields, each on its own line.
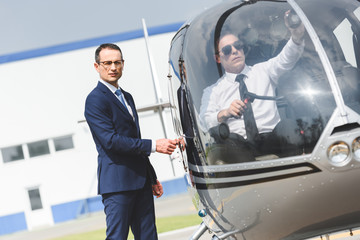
left=200, top=85, right=246, bottom=130
left=200, top=85, right=222, bottom=130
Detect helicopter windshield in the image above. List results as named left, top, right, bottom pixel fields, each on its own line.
left=169, top=0, right=360, bottom=165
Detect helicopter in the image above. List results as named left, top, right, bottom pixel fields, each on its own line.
left=167, top=0, right=360, bottom=239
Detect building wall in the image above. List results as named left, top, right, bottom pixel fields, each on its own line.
left=0, top=25, right=189, bottom=235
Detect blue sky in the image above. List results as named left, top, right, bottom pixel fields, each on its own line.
left=0, top=0, right=220, bottom=56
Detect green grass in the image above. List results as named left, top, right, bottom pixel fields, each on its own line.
left=156, top=214, right=201, bottom=233
left=51, top=214, right=201, bottom=240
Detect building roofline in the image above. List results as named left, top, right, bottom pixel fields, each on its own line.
left=0, top=22, right=183, bottom=64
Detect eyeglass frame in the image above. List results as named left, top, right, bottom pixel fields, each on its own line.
left=97, top=60, right=125, bottom=68
left=218, top=40, right=246, bottom=56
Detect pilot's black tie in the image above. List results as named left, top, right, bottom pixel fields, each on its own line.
left=235, top=74, right=259, bottom=141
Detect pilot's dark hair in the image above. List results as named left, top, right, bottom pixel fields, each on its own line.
left=95, top=43, right=123, bottom=63
left=214, top=28, right=233, bottom=55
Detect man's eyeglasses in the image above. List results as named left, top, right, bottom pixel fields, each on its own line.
left=220, top=41, right=245, bottom=56
left=98, top=60, right=124, bottom=68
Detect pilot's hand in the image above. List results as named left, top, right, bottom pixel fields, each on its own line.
left=217, top=99, right=246, bottom=122
left=284, top=10, right=305, bottom=45
left=152, top=180, right=163, bottom=198
left=156, top=138, right=177, bottom=154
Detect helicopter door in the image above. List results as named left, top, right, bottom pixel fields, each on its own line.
left=177, top=83, right=204, bottom=166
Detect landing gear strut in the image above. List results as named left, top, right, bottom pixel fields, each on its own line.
left=189, top=222, right=208, bottom=240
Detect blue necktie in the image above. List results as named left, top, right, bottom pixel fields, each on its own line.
left=115, top=89, right=127, bottom=107
left=115, top=89, right=134, bottom=121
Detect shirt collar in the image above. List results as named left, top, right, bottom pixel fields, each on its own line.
left=99, top=79, right=119, bottom=93
left=225, top=65, right=251, bottom=82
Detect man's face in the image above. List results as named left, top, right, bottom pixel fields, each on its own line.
left=216, top=34, right=246, bottom=74
left=94, top=48, right=124, bottom=87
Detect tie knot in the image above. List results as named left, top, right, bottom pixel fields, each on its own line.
left=235, top=74, right=246, bottom=83
left=115, top=89, right=121, bottom=97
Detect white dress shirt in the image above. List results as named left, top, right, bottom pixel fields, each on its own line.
left=200, top=38, right=304, bottom=138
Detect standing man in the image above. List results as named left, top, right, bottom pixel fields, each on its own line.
left=85, top=43, right=178, bottom=240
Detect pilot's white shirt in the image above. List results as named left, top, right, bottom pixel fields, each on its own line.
left=200, top=38, right=304, bottom=138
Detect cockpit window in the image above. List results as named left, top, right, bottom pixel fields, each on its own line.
left=169, top=0, right=360, bottom=165
left=331, top=7, right=360, bottom=114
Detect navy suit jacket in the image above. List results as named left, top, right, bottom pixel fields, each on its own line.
left=85, top=82, right=156, bottom=195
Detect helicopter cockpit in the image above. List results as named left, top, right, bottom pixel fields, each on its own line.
left=169, top=0, right=360, bottom=166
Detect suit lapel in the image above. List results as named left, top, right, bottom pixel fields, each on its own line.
left=123, top=90, right=141, bottom=133
left=97, top=82, right=134, bottom=122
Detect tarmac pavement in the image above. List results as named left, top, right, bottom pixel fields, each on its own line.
left=159, top=225, right=212, bottom=240
left=1, top=193, right=358, bottom=240
left=0, top=193, right=213, bottom=240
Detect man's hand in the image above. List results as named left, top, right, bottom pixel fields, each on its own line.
left=156, top=139, right=177, bottom=154
left=152, top=180, right=163, bottom=198
left=284, top=10, right=305, bottom=45
left=178, top=137, right=186, bottom=151
left=217, top=99, right=246, bottom=122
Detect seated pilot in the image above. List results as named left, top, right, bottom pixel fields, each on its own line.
left=200, top=11, right=305, bottom=162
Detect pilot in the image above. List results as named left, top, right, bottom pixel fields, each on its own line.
left=200, top=11, right=306, bottom=159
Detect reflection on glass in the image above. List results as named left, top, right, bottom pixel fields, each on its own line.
left=327, top=141, right=350, bottom=166
left=28, top=188, right=43, bottom=211
left=54, top=136, right=74, bottom=152
left=352, top=137, right=360, bottom=159
left=194, top=4, right=318, bottom=164
left=1, top=145, right=24, bottom=163
left=170, top=0, right=360, bottom=165
left=28, top=140, right=50, bottom=158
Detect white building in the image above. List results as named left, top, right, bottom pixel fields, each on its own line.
left=0, top=23, right=189, bottom=235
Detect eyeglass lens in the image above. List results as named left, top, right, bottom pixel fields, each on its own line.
left=100, top=61, right=123, bottom=68
left=221, top=41, right=244, bottom=55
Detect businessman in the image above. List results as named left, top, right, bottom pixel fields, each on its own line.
left=84, top=43, right=178, bottom=240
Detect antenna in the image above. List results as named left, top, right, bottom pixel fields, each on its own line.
left=141, top=18, right=163, bottom=103
left=141, top=18, right=176, bottom=176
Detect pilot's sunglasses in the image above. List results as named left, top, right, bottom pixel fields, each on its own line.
left=221, top=41, right=244, bottom=55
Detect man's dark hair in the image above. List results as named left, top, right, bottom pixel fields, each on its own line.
left=95, top=43, right=123, bottom=63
